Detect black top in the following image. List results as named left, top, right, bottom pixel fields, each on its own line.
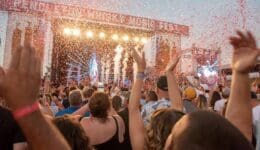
left=0, top=106, right=26, bottom=150
left=94, top=116, right=128, bottom=150
left=62, top=99, right=70, bottom=108
left=118, top=108, right=132, bottom=150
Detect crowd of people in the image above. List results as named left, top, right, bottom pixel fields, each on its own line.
left=0, top=30, right=259, bottom=150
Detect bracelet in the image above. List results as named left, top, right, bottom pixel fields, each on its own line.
left=13, top=102, right=40, bottom=120
left=136, top=72, right=145, bottom=80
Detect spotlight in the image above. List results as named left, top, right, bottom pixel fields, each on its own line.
left=134, top=37, right=140, bottom=42
left=86, top=31, right=94, bottom=38
left=63, top=28, right=71, bottom=35
left=141, top=37, right=147, bottom=44
left=112, top=34, right=119, bottom=41
left=72, top=28, right=81, bottom=36
left=99, top=32, right=106, bottom=39
left=122, top=35, right=129, bottom=42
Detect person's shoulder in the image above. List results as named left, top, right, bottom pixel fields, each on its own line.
left=253, top=105, right=260, bottom=112
left=142, top=102, right=153, bottom=110
left=118, top=108, right=128, bottom=115
left=0, top=106, right=12, bottom=115
left=55, top=109, right=67, bottom=117
left=157, top=98, right=170, bottom=105
left=215, top=99, right=226, bottom=105
left=112, top=115, right=124, bottom=123
left=214, top=99, right=220, bottom=104
left=0, top=106, right=15, bottom=121
left=80, top=117, right=91, bottom=125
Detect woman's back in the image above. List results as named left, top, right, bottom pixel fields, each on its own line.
left=81, top=115, right=126, bottom=149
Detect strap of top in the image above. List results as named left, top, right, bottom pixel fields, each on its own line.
left=111, top=116, right=119, bottom=134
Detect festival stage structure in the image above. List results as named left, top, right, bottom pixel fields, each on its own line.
left=0, top=0, right=189, bottom=85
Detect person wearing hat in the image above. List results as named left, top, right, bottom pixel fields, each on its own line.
left=183, top=87, right=198, bottom=113
left=141, top=75, right=171, bottom=126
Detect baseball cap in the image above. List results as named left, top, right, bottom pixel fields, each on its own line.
left=184, top=87, right=197, bottom=100
left=157, top=76, right=168, bottom=91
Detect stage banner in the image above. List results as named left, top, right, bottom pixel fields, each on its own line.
left=144, top=36, right=157, bottom=67
left=0, top=11, right=8, bottom=66
left=180, top=50, right=194, bottom=74
left=4, top=12, right=46, bottom=68
left=0, top=0, right=189, bottom=36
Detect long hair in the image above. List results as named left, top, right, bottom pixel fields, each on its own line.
left=147, top=108, right=184, bottom=150
left=210, top=91, right=221, bottom=108
left=53, top=115, right=91, bottom=150
left=197, top=95, right=208, bottom=110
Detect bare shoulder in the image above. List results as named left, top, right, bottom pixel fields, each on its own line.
left=80, top=117, right=91, bottom=126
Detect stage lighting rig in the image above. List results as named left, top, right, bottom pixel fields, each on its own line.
left=141, top=37, right=147, bottom=43
left=86, top=31, right=94, bottom=38
left=99, top=32, right=106, bottom=39
left=134, top=37, right=140, bottom=42
left=122, top=35, right=129, bottom=42
left=72, top=28, right=81, bottom=36
left=112, top=34, right=119, bottom=41
left=63, top=28, right=72, bottom=35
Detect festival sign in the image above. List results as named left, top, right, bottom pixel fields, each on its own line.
left=0, top=0, right=189, bottom=36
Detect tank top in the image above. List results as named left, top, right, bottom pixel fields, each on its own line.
left=93, top=116, right=123, bottom=150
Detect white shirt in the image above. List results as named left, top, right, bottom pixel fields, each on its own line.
left=253, top=105, right=260, bottom=124
left=141, top=98, right=170, bottom=126
left=214, top=99, right=227, bottom=112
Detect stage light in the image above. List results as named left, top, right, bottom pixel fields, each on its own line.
left=63, top=28, right=71, bottom=35
left=134, top=37, right=140, bottom=42
left=86, top=31, right=94, bottom=38
left=72, top=28, right=81, bottom=36
left=99, top=32, right=106, bottom=39
left=122, top=35, right=129, bottom=42
left=141, top=37, right=147, bottom=44
left=112, top=34, right=119, bottom=41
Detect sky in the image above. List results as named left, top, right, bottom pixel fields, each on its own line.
left=42, top=0, right=260, bottom=50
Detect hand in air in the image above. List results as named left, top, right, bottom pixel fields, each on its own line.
left=0, top=44, right=41, bottom=109
left=229, top=31, right=259, bottom=74
left=166, top=56, right=180, bottom=76
left=132, top=47, right=146, bottom=72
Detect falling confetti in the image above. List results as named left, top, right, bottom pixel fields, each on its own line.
left=0, top=0, right=259, bottom=85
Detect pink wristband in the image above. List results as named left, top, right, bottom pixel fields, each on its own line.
left=13, top=102, right=40, bottom=120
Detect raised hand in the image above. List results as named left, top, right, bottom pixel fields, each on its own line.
left=229, top=31, right=259, bottom=74
left=132, top=47, right=146, bottom=72
left=166, top=56, right=180, bottom=75
left=165, top=56, right=183, bottom=111
left=226, top=31, right=259, bottom=141
left=0, top=45, right=41, bottom=109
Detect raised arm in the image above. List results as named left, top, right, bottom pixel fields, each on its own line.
left=166, top=56, right=183, bottom=111
left=226, top=31, right=259, bottom=141
left=0, top=45, right=70, bottom=150
left=72, top=103, right=89, bottom=116
left=129, top=48, right=146, bottom=150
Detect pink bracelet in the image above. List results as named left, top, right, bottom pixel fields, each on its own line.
left=13, top=102, right=40, bottom=120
